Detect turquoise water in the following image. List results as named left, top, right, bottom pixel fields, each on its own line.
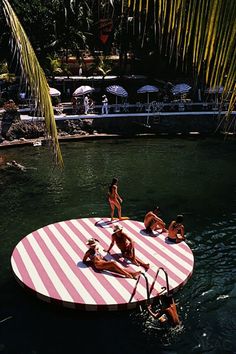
left=0, top=137, right=236, bottom=354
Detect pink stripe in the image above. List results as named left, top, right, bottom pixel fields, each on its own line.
left=22, top=235, right=62, bottom=300
left=12, top=248, right=36, bottom=291
left=45, top=225, right=106, bottom=304
left=11, top=217, right=194, bottom=310
left=94, top=218, right=186, bottom=286
left=69, top=219, right=145, bottom=302
left=57, top=221, right=135, bottom=304
left=131, top=220, right=193, bottom=265
left=81, top=218, right=161, bottom=299
left=123, top=222, right=193, bottom=279
left=88, top=218, right=169, bottom=291
left=34, top=229, right=86, bottom=304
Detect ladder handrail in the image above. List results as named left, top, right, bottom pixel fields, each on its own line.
left=149, top=267, right=170, bottom=296
left=128, top=267, right=170, bottom=304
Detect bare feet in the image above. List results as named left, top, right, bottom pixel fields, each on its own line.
left=143, top=263, right=150, bottom=271
left=131, top=271, right=141, bottom=279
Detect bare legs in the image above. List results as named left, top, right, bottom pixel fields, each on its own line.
left=109, top=200, right=122, bottom=220
left=96, top=260, right=140, bottom=279
left=124, top=249, right=150, bottom=271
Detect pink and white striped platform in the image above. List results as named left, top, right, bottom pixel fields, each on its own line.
left=11, top=217, right=194, bottom=311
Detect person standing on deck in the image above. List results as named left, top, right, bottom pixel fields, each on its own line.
left=108, top=177, right=123, bottom=220
left=84, top=94, right=89, bottom=114
left=102, top=94, right=108, bottom=114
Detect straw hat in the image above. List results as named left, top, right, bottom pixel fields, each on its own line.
left=113, top=224, right=123, bottom=233
left=86, top=238, right=99, bottom=247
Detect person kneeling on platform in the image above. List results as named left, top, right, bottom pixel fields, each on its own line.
left=83, top=238, right=141, bottom=279
left=144, top=206, right=166, bottom=234
left=147, top=294, right=180, bottom=327
left=167, top=214, right=185, bottom=243
left=104, top=225, right=149, bottom=271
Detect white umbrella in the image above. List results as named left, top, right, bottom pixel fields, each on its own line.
left=49, top=87, right=61, bottom=97
left=106, top=85, right=128, bottom=107
left=205, top=86, right=224, bottom=94
left=171, top=83, right=191, bottom=95
left=137, top=85, right=159, bottom=105
left=73, top=85, right=95, bottom=96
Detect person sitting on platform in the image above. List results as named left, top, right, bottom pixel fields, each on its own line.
left=83, top=238, right=141, bottom=279
left=167, top=214, right=185, bottom=243
left=147, top=294, right=180, bottom=327
left=105, top=225, right=149, bottom=271
left=144, top=206, right=166, bottom=234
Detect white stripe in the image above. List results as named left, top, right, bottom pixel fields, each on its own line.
left=90, top=217, right=175, bottom=294
left=54, top=222, right=120, bottom=304
left=11, top=257, right=23, bottom=282
left=16, top=240, right=49, bottom=296
left=125, top=220, right=193, bottom=275
left=71, top=219, right=150, bottom=302
left=103, top=219, right=180, bottom=289
left=29, top=232, right=74, bottom=302
left=125, top=219, right=194, bottom=262
left=40, top=226, right=97, bottom=304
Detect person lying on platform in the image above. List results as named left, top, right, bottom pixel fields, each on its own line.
left=104, top=225, right=149, bottom=271
left=144, top=206, right=166, bottom=234
left=147, top=294, right=180, bottom=327
left=167, top=214, right=186, bottom=243
left=83, top=238, right=141, bottom=279
left=6, top=160, right=26, bottom=171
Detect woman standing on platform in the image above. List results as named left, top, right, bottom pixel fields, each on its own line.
left=108, top=177, right=123, bottom=220
left=83, top=238, right=140, bottom=279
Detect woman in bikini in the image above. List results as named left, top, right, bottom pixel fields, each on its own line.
left=83, top=238, right=140, bottom=279
left=108, top=177, right=123, bottom=220
left=168, top=214, right=185, bottom=243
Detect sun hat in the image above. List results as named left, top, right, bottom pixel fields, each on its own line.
left=86, top=238, right=99, bottom=247
left=113, top=224, right=123, bottom=233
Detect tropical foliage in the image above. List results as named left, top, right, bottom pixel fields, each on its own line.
left=2, top=0, right=63, bottom=165
left=1, top=0, right=235, bottom=148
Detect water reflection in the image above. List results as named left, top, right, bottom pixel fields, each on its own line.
left=0, top=137, right=236, bottom=354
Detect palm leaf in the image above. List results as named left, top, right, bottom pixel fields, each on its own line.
left=2, top=0, right=63, bottom=166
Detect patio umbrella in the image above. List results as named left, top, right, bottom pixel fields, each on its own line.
left=106, top=85, right=128, bottom=106
left=205, top=86, right=224, bottom=94
left=137, top=85, right=159, bottom=105
left=73, top=85, right=95, bottom=96
left=49, top=87, right=61, bottom=97
left=171, top=83, right=191, bottom=95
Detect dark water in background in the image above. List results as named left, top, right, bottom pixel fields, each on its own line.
left=0, top=137, right=236, bottom=354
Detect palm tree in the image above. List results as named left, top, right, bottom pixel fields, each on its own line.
left=124, top=0, right=236, bottom=131
left=2, top=0, right=63, bottom=166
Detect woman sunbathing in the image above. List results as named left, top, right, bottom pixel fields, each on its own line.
left=83, top=238, right=141, bottom=279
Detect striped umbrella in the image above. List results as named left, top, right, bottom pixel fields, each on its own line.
left=106, top=85, right=128, bottom=107
left=137, top=85, right=159, bottom=105
left=171, top=83, right=191, bottom=95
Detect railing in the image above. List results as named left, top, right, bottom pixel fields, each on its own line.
left=129, top=267, right=170, bottom=305
left=17, top=100, right=230, bottom=117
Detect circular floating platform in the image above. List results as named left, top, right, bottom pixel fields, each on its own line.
left=11, top=218, right=194, bottom=311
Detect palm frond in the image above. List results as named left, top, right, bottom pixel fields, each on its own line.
left=2, top=0, right=63, bottom=166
